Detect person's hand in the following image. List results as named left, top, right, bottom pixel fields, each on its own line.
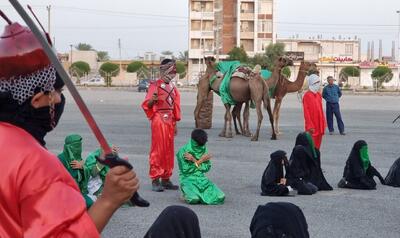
left=279, top=178, right=287, bottom=185
left=174, top=125, right=178, bottom=136
left=70, top=160, right=84, bottom=169
left=184, top=153, right=196, bottom=163
left=308, top=128, right=315, bottom=134
left=111, top=145, right=119, bottom=154
left=100, top=166, right=139, bottom=207
left=200, top=154, right=212, bottom=162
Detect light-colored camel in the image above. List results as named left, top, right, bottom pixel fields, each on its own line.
left=268, top=61, right=317, bottom=135
left=194, top=57, right=276, bottom=141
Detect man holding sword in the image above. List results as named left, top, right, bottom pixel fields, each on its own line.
left=142, top=59, right=182, bottom=192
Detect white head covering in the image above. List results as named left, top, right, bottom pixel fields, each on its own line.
left=307, top=74, right=321, bottom=93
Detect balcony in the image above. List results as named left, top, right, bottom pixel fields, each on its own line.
left=190, top=11, right=214, bottom=20
left=190, top=31, right=215, bottom=39
left=240, top=13, right=255, bottom=20
left=189, top=49, right=214, bottom=59
left=240, top=32, right=254, bottom=39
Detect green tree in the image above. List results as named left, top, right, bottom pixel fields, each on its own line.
left=281, top=66, right=291, bottom=78
left=227, top=46, right=249, bottom=63
left=265, top=43, right=285, bottom=71
left=250, top=53, right=268, bottom=68
left=178, top=50, right=188, bottom=62
left=127, top=61, right=147, bottom=73
left=70, top=61, right=90, bottom=77
left=339, top=66, right=360, bottom=83
left=371, top=66, right=393, bottom=89
left=99, top=62, right=120, bottom=87
left=176, top=61, right=186, bottom=78
left=97, top=51, right=110, bottom=61
left=75, top=43, right=93, bottom=51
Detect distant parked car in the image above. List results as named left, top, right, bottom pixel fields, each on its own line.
left=138, top=79, right=150, bottom=92
left=82, top=75, right=105, bottom=86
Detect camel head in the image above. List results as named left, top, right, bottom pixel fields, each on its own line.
left=274, top=56, right=294, bottom=69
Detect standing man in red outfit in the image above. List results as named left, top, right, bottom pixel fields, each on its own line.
left=302, top=74, right=326, bottom=150
left=0, top=18, right=138, bottom=237
left=142, top=59, right=181, bottom=192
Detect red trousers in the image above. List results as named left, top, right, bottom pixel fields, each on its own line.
left=148, top=112, right=175, bottom=180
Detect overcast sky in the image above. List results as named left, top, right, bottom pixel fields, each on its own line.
left=1, top=0, right=400, bottom=59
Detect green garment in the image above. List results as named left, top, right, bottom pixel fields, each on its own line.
left=217, top=61, right=241, bottom=105
left=176, top=139, right=225, bottom=205
left=84, top=148, right=110, bottom=197
left=305, top=132, right=318, bottom=159
left=58, top=134, right=93, bottom=208
left=359, top=145, right=371, bottom=172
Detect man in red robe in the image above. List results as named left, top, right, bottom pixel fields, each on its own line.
left=302, top=74, right=326, bottom=149
left=0, top=19, right=138, bottom=237
left=142, top=59, right=181, bottom=192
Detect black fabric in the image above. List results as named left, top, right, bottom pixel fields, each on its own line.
left=261, top=150, right=289, bottom=196
left=339, top=140, right=385, bottom=190
left=286, top=133, right=332, bottom=193
left=385, top=158, right=400, bottom=187
left=144, top=205, right=201, bottom=238
left=250, top=202, right=309, bottom=238
left=0, top=92, right=65, bottom=146
left=191, top=129, right=208, bottom=146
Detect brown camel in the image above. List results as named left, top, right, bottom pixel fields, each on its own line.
left=194, top=57, right=276, bottom=141
left=268, top=61, right=317, bottom=135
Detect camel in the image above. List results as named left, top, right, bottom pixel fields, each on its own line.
left=194, top=57, right=277, bottom=141
left=268, top=61, right=317, bottom=135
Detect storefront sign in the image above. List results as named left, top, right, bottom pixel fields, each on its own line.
left=319, top=56, right=353, bottom=63
left=285, top=51, right=304, bottom=61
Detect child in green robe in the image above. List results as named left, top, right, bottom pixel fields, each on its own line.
left=58, top=134, right=93, bottom=208
left=176, top=129, right=225, bottom=205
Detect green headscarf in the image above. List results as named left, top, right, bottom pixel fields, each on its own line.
left=61, top=134, right=83, bottom=169
left=188, top=139, right=207, bottom=159
left=359, top=145, right=371, bottom=172
left=305, top=132, right=318, bottom=159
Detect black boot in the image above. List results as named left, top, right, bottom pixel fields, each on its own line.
left=161, top=179, right=179, bottom=190
left=152, top=179, right=164, bottom=192
left=130, top=192, right=150, bottom=207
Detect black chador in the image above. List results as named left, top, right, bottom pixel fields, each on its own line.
left=286, top=132, right=332, bottom=195
left=385, top=158, right=400, bottom=187
left=338, top=140, right=385, bottom=190
left=261, top=150, right=290, bottom=196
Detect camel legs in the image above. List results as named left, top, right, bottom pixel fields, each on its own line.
left=194, top=89, right=210, bottom=128
left=265, top=96, right=277, bottom=140
left=242, top=101, right=252, bottom=137
left=273, top=98, right=283, bottom=135
left=219, top=104, right=233, bottom=138
left=232, top=103, right=243, bottom=135
left=250, top=99, right=263, bottom=141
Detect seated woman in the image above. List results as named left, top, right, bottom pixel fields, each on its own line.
left=261, top=150, right=293, bottom=196
left=385, top=157, right=400, bottom=187
left=286, top=132, right=332, bottom=195
left=338, top=140, right=385, bottom=190
left=176, top=129, right=225, bottom=205
left=250, top=202, right=309, bottom=238
left=58, top=134, right=93, bottom=208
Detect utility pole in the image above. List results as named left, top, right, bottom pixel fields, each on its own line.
left=46, top=5, right=51, bottom=36
left=118, top=38, right=122, bottom=69
left=69, top=44, right=73, bottom=66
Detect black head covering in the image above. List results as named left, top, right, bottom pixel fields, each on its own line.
left=191, top=129, right=208, bottom=146
left=250, top=202, right=309, bottom=238
left=343, top=140, right=368, bottom=179
left=385, top=157, right=400, bottom=187
left=261, top=150, right=288, bottom=196
left=144, top=205, right=201, bottom=238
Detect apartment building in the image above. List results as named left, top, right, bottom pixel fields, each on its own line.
left=188, top=0, right=275, bottom=83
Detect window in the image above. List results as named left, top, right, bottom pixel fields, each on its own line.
left=192, top=2, right=213, bottom=12
left=241, top=40, right=254, bottom=52
left=241, top=21, right=254, bottom=32
left=258, top=39, right=272, bottom=51
left=191, top=39, right=200, bottom=49
left=258, top=0, right=272, bottom=14
left=345, top=44, right=354, bottom=55
left=191, top=20, right=201, bottom=31
left=258, top=20, right=272, bottom=33
left=241, top=2, right=254, bottom=13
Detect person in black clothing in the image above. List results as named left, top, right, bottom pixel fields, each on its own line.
left=338, top=140, right=385, bottom=190
left=286, top=132, right=332, bottom=195
left=261, top=150, right=292, bottom=196
left=144, top=205, right=201, bottom=238
left=250, top=202, right=309, bottom=238
left=385, top=157, right=400, bottom=187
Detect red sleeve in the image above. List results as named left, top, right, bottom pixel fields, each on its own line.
left=173, top=88, right=181, bottom=122
left=302, top=92, right=314, bottom=131
left=19, top=149, right=99, bottom=238
left=141, top=82, right=158, bottom=119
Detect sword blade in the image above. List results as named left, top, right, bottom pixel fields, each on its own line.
left=8, top=0, right=112, bottom=155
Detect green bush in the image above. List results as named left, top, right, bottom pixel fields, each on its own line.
left=176, top=61, right=186, bottom=78
left=99, top=62, right=120, bottom=86
left=227, top=46, right=249, bottom=63
left=341, top=66, right=360, bottom=77
left=127, top=61, right=147, bottom=73
left=70, top=61, right=90, bottom=77
left=281, top=66, right=291, bottom=78
left=371, top=66, right=393, bottom=89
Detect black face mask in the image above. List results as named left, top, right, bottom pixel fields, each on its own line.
left=15, top=93, right=65, bottom=146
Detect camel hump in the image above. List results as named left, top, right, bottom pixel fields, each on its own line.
left=253, top=65, right=261, bottom=74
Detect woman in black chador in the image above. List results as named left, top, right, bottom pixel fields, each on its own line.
left=250, top=202, right=310, bottom=238
left=385, top=157, right=400, bottom=187
left=261, top=150, right=292, bottom=196
left=338, top=140, right=385, bottom=190
left=286, top=132, right=332, bottom=195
